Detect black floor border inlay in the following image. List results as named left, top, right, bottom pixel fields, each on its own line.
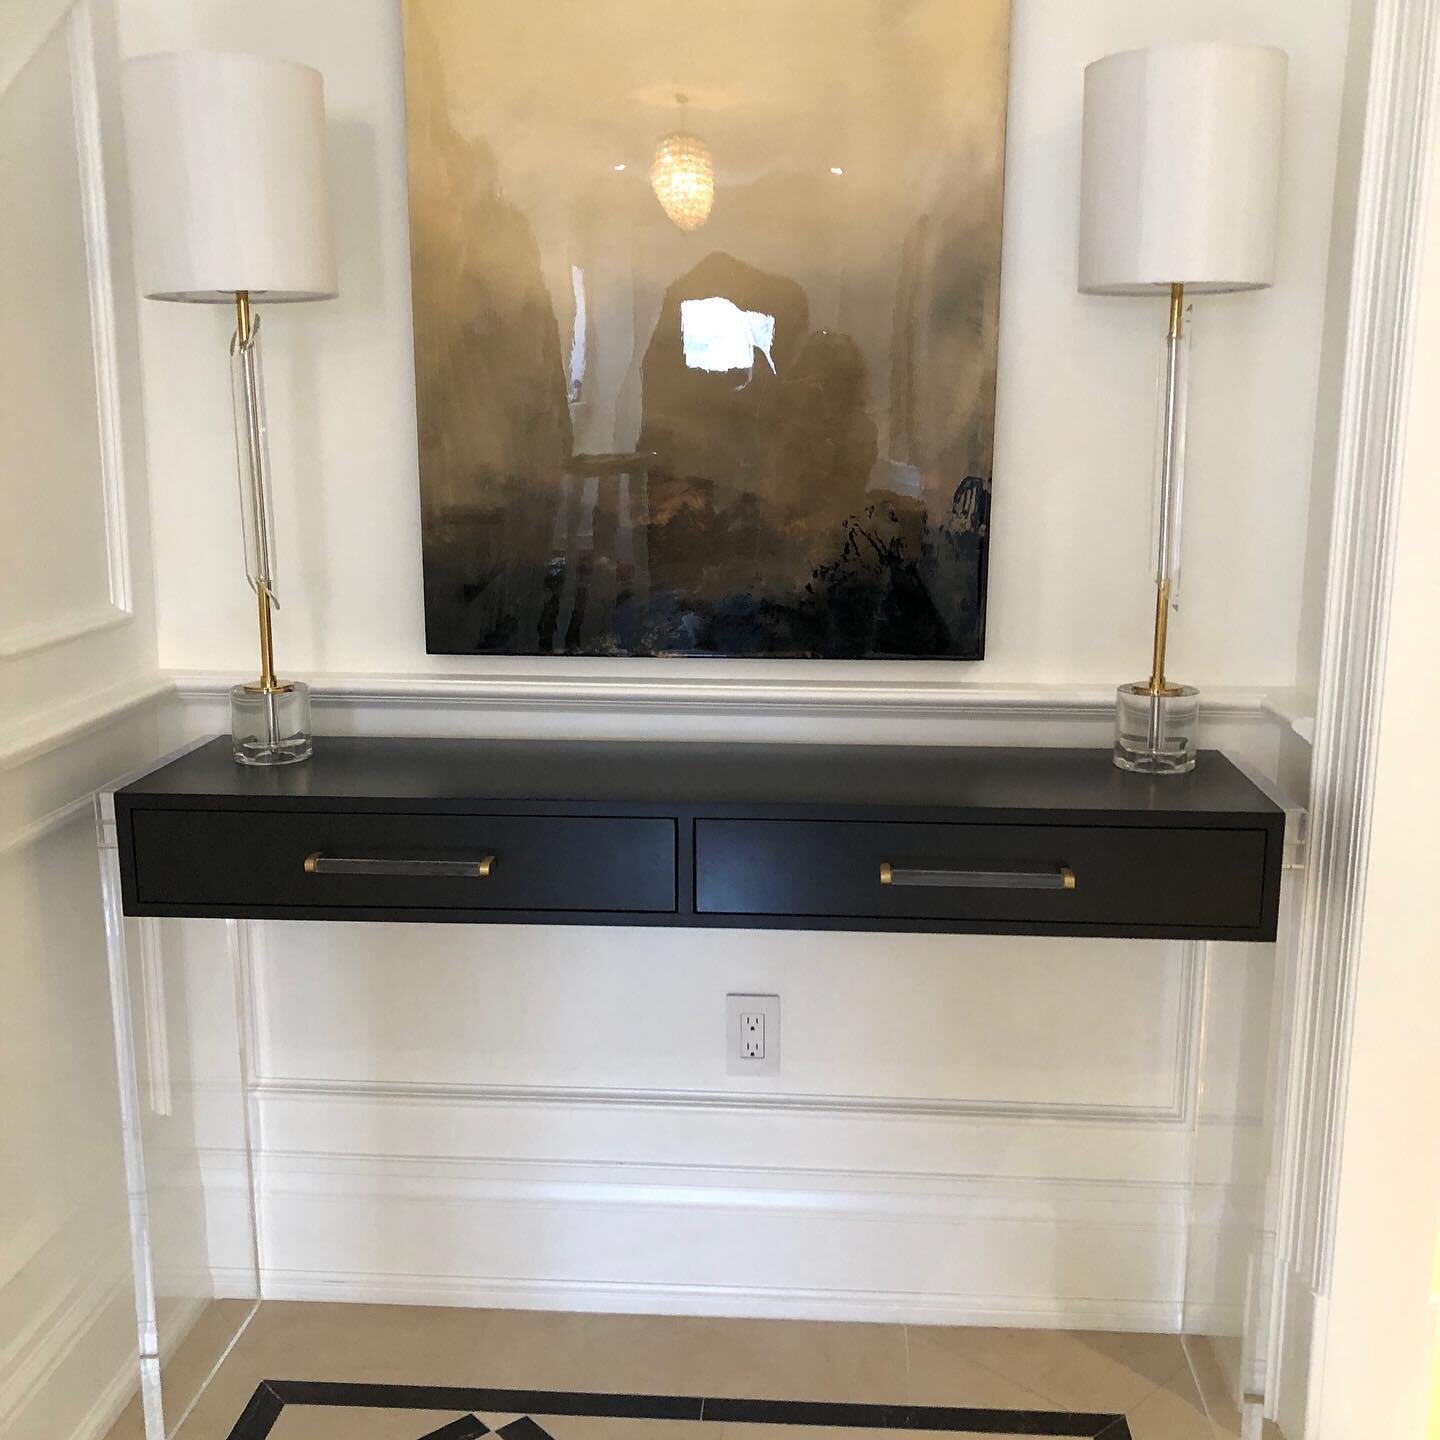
left=223, top=1379, right=1133, bottom=1440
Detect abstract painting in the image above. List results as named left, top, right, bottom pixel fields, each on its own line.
left=403, top=0, right=1011, bottom=658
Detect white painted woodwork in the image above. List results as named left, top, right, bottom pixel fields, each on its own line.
left=1284, top=0, right=1440, bottom=1430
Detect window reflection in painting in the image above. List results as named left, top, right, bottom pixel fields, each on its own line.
left=403, top=0, right=1010, bottom=658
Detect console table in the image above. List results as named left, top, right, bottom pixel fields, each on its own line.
left=96, top=735, right=1286, bottom=1438
left=113, top=737, right=1283, bottom=941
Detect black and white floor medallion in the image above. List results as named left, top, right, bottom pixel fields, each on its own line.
left=224, top=1380, right=1133, bottom=1440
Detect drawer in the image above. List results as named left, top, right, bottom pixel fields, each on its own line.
left=129, top=810, right=676, bottom=915
left=695, top=819, right=1268, bottom=932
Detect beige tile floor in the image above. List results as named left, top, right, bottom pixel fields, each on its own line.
left=104, top=1302, right=1283, bottom=1440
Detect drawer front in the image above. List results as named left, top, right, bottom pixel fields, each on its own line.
left=130, top=810, right=676, bottom=914
left=695, top=819, right=1267, bottom=931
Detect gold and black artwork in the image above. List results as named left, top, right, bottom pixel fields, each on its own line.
left=404, top=0, right=1010, bottom=658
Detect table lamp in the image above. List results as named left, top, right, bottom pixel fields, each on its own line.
left=1079, top=42, right=1286, bottom=774
left=122, top=51, right=337, bottom=765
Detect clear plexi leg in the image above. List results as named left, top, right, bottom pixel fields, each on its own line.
left=96, top=757, right=261, bottom=1438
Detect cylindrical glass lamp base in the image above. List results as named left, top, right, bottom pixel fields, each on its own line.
left=230, top=681, right=313, bottom=766
left=1113, top=682, right=1199, bottom=775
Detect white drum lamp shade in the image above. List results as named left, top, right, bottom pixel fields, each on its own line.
left=1079, top=43, right=1287, bottom=295
left=122, top=51, right=337, bottom=302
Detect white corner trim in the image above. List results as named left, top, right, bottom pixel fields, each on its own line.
left=1269, top=0, right=1440, bottom=1418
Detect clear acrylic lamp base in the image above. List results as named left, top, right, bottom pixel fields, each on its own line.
left=231, top=680, right=313, bottom=765
left=1113, top=681, right=1199, bottom=775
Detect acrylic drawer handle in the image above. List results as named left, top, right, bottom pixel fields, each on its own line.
left=879, top=863, right=1075, bottom=891
left=303, top=853, right=495, bottom=879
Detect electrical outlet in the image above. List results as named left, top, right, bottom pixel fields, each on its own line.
left=726, top=993, right=780, bottom=1076
left=740, top=1011, right=765, bottom=1059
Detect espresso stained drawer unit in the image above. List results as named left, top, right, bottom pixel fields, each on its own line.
left=114, top=737, right=1286, bottom=940
left=125, top=810, right=678, bottom=919
left=695, top=819, right=1268, bottom=935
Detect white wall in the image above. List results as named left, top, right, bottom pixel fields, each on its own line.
left=120, top=0, right=1351, bottom=695
left=101, top=0, right=1353, bottom=1339
left=78, top=0, right=1353, bottom=1347
left=0, top=4, right=171, bottom=1437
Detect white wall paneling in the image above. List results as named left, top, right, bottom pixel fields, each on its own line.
left=0, top=764, right=148, bottom=1440
left=213, top=823, right=1279, bottom=1330
left=0, top=0, right=132, bottom=659
left=1, top=1, right=166, bottom=1434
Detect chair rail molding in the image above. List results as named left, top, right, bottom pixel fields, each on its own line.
left=1268, top=0, right=1440, bottom=1429
left=164, top=671, right=1291, bottom=776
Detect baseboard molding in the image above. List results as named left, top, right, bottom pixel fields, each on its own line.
left=0, top=1257, right=129, bottom=1426
left=1272, top=1265, right=1324, bottom=1440
left=258, top=1267, right=1185, bottom=1333
left=0, top=1259, right=143, bottom=1440
left=250, top=1147, right=1191, bottom=1334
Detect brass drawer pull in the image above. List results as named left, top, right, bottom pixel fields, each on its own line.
left=879, top=862, right=1076, bottom=891
left=304, top=853, right=495, bottom=879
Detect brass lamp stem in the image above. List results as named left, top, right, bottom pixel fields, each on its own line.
left=235, top=290, right=281, bottom=694
left=1148, top=282, right=1185, bottom=696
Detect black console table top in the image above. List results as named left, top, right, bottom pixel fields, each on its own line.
left=115, top=737, right=1284, bottom=942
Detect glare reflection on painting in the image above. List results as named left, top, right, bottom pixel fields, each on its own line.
left=403, top=0, right=1010, bottom=658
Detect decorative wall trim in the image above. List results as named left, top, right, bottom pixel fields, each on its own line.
left=0, top=673, right=171, bottom=771
left=0, top=789, right=95, bottom=858
left=168, top=670, right=1280, bottom=724
left=68, top=0, right=131, bottom=622
left=252, top=1070, right=1197, bottom=1129
left=0, top=672, right=171, bottom=857
left=249, top=939, right=1200, bottom=1131
left=0, top=0, right=133, bottom=660
left=1269, top=0, right=1440, bottom=1427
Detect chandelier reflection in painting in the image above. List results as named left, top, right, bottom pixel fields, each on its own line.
left=403, top=0, right=1010, bottom=659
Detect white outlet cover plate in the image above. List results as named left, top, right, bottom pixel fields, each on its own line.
left=725, top=993, right=780, bottom=1076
